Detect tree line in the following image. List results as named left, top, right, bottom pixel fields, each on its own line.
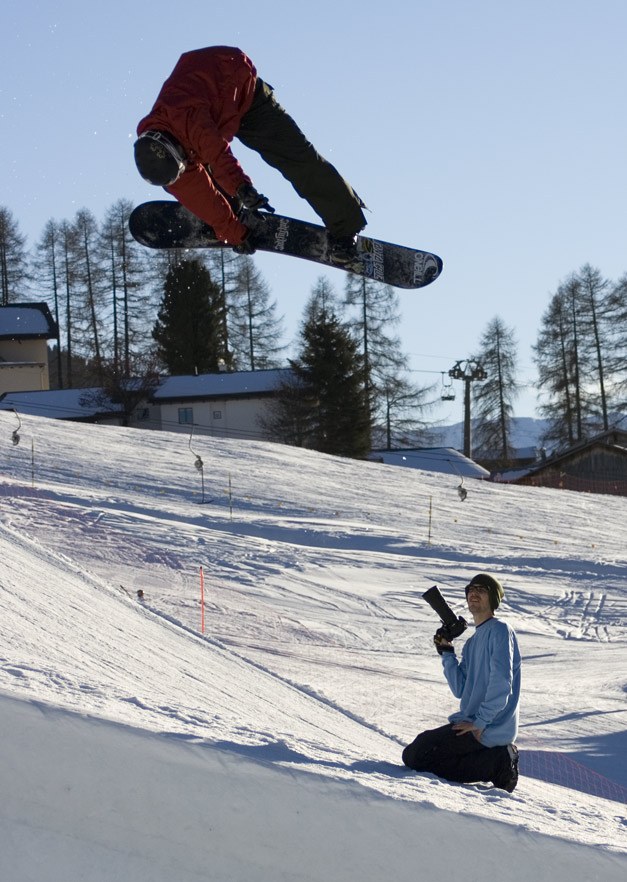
left=469, top=264, right=627, bottom=464
left=0, top=202, right=286, bottom=385
left=2, top=203, right=626, bottom=461
left=0, top=203, right=431, bottom=455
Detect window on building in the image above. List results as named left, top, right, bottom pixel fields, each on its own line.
left=178, top=407, right=193, bottom=424
left=213, top=410, right=222, bottom=420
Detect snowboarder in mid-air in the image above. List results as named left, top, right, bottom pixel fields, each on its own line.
left=134, top=46, right=366, bottom=263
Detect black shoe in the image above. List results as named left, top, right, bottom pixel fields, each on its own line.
left=329, top=234, right=359, bottom=265
left=493, top=743, right=519, bottom=793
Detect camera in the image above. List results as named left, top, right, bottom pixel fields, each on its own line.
left=422, top=585, right=468, bottom=645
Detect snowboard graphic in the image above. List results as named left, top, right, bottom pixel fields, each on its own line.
left=129, top=201, right=443, bottom=290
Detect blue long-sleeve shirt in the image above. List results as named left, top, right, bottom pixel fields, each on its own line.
left=441, top=617, right=521, bottom=747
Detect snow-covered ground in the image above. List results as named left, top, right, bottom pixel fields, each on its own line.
left=1, top=410, right=626, bottom=880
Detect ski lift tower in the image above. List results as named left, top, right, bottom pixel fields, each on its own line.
left=448, top=360, right=487, bottom=458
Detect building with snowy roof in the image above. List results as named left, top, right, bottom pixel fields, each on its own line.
left=0, top=303, right=58, bottom=394
left=0, top=369, right=289, bottom=440
left=144, top=369, right=288, bottom=439
left=498, top=427, right=627, bottom=496
left=0, top=387, right=122, bottom=423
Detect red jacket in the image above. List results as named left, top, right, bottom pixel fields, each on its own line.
left=137, top=47, right=257, bottom=244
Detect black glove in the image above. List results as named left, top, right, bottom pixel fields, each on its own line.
left=233, top=229, right=256, bottom=255
left=236, top=183, right=275, bottom=213
left=434, top=628, right=456, bottom=655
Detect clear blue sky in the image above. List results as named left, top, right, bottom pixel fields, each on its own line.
left=3, top=0, right=626, bottom=420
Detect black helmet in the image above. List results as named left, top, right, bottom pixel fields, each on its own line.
left=134, top=130, right=187, bottom=186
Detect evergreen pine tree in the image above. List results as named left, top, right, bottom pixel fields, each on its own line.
left=294, top=302, right=371, bottom=457
left=152, top=259, right=231, bottom=374
left=265, top=295, right=371, bottom=457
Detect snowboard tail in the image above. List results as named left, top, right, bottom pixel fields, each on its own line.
left=129, top=201, right=443, bottom=290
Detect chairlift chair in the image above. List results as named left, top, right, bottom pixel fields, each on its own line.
left=11, top=408, right=21, bottom=446
left=441, top=374, right=456, bottom=401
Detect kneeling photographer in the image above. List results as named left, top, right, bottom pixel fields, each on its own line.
left=402, top=574, right=521, bottom=792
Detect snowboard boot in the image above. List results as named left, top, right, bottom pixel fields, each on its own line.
left=233, top=229, right=257, bottom=255
left=493, top=743, right=519, bottom=793
left=329, top=233, right=359, bottom=265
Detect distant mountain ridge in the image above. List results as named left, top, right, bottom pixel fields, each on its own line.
left=424, top=417, right=551, bottom=453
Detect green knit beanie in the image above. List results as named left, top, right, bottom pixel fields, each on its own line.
left=465, top=573, right=504, bottom=610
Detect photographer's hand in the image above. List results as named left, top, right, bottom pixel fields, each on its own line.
left=434, top=630, right=454, bottom=655
left=453, top=721, right=483, bottom=741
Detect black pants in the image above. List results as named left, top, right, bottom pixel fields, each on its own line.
left=402, top=723, right=510, bottom=786
left=236, top=79, right=366, bottom=238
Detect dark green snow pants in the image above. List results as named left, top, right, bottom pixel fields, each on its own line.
left=236, top=79, right=366, bottom=239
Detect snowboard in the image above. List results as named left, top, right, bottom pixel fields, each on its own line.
left=129, top=201, right=443, bottom=290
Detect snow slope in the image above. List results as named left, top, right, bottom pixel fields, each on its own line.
left=1, top=410, right=626, bottom=879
